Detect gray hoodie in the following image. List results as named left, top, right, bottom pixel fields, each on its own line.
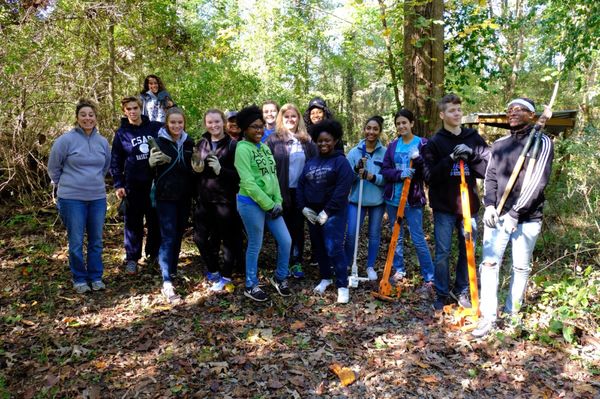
left=48, top=126, right=111, bottom=201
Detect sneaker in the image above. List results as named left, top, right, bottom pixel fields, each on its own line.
left=432, top=295, right=448, bottom=311
left=91, top=280, right=105, bottom=291
left=450, top=290, right=472, bottom=309
left=309, top=256, right=318, bottom=267
left=391, top=270, right=406, bottom=283
left=290, top=263, right=304, bottom=279
left=337, top=287, right=350, bottom=304
left=244, top=285, right=269, bottom=302
left=416, top=281, right=435, bottom=298
left=366, top=267, right=378, bottom=281
left=210, top=277, right=232, bottom=292
left=313, top=279, right=333, bottom=295
left=270, top=276, right=292, bottom=297
left=125, top=260, right=137, bottom=275
left=206, top=271, right=222, bottom=283
left=472, top=318, right=495, bottom=338
left=73, top=282, right=91, bottom=294
left=161, top=282, right=181, bottom=304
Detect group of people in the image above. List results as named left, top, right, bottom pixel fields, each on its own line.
left=48, top=74, right=554, bottom=338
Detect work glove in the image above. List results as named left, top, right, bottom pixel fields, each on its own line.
left=302, top=207, right=318, bottom=224
left=409, top=148, right=420, bottom=160
left=501, top=213, right=518, bottom=234
left=400, top=168, right=415, bottom=180
left=451, top=144, right=473, bottom=161
left=206, top=154, right=221, bottom=175
left=267, top=204, right=283, bottom=219
left=354, top=158, right=365, bottom=174
left=483, top=205, right=499, bottom=228
left=359, top=169, right=373, bottom=181
left=317, top=210, right=328, bottom=225
left=191, top=147, right=204, bottom=173
left=149, top=147, right=171, bottom=167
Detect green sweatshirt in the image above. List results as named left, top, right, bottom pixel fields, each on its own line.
left=234, top=140, right=282, bottom=211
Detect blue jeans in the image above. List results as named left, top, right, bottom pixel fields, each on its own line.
left=386, top=204, right=434, bottom=282
left=309, top=209, right=348, bottom=288
left=479, top=219, right=542, bottom=321
left=237, top=201, right=291, bottom=288
left=344, top=203, right=385, bottom=269
left=156, top=199, right=191, bottom=283
left=433, top=211, right=477, bottom=297
left=58, top=198, right=106, bottom=284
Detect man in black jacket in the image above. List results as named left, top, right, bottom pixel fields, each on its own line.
left=472, top=97, right=554, bottom=338
left=422, top=94, right=489, bottom=311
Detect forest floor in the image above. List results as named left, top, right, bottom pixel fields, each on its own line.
left=0, top=204, right=599, bottom=398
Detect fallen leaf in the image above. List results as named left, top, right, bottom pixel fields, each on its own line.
left=329, top=363, right=356, bottom=386
left=290, top=320, right=305, bottom=330
left=422, top=375, right=438, bottom=383
left=267, top=378, right=284, bottom=389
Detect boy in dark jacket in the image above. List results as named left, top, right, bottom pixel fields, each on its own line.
left=422, top=94, right=489, bottom=311
left=472, top=98, right=554, bottom=337
left=297, top=120, right=353, bottom=303
left=110, top=96, right=163, bottom=275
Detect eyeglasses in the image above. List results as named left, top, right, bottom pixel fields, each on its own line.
left=507, top=107, right=530, bottom=114
left=248, top=124, right=264, bottom=130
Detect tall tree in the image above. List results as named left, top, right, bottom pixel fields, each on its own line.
left=403, top=0, right=444, bottom=136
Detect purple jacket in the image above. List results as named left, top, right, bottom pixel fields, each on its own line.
left=381, top=137, right=428, bottom=207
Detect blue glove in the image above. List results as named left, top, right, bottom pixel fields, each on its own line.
left=400, top=168, right=415, bottom=180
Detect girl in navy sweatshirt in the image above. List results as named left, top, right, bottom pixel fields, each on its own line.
left=297, top=120, right=353, bottom=303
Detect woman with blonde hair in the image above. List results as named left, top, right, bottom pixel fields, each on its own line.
left=266, top=103, right=317, bottom=279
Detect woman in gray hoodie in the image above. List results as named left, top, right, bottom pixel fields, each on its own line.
left=48, top=99, right=111, bottom=294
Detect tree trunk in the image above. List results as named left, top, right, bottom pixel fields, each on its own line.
left=503, top=0, right=524, bottom=102
left=378, top=0, right=401, bottom=110
left=107, top=21, right=117, bottom=123
left=403, top=0, right=444, bottom=137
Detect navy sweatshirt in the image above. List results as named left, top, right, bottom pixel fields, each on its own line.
left=110, top=115, right=162, bottom=189
left=296, top=150, right=353, bottom=215
left=484, top=125, right=554, bottom=222
left=422, top=127, right=489, bottom=215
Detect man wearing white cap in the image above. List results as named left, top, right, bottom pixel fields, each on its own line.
left=473, top=97, right=554, bottom=337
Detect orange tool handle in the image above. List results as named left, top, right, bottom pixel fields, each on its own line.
left=378, top=161, right=412, bottom=296
left=459, top=160, right=479, bottom=314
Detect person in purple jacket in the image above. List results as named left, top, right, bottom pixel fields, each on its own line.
left=110, top=96, right=163, bottom=275
left=381, top=109, right=434, bottom=295
left=297, top=120, right=353, bottom=304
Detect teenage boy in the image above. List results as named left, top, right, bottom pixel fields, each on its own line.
left=472, top=98, right=554, bottom=337
left=422, top=93, right=489, bottom=311
left=110, top=96, right=163, bottom=274
left=225, top=111, right=241, bottom=141
left=261, top=100, right=279, bottom=143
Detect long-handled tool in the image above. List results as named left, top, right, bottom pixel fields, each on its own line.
left=443, top=160, right=479, bottom=329
left=372, top=161, right=412, bottom=301
left=348, top=177, right=370, bottom=288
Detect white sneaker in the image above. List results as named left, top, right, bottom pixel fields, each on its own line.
left=313, top=279, right=333, bottom=294
left=472, top=318, right=495, bottom=338
left=91, top=280, right=105, bottom=291
left=161, top=282, right=181, bottom=304
left=366, top=267, right=378, bottom=281
left=337, top=287, right=350, bottom=304
left=73, top=282, right=91, bottom=294
left=391, top=270, right=406, bottom=283
left=210, top=277, right=232, bottom=292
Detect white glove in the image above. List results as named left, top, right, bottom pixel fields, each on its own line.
left=207, top=155, right=221, bottom=175
left=409, top=148, right=420, bottom=160
left=302, top=207, right=318, bottom=224
left=483, top=206, right=499, bottom=228
left=501, top=213, right=518, bottom=234
left=149, top=147, right=171, bottom=167
left=317, top=210, right=328, bottom=225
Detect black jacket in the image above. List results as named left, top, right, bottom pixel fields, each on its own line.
left=422, top=127, right=489, bottom=215
left=153, top=134, right=194, bottom=201
left=193, top=132, right=239, bottom=204
left=484, top=125, right=553, bottom=222
left=266, top=134, right=317, bottom=208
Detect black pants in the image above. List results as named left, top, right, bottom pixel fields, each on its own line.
left=283, top=188, right=305, bottom=265
left=193, top=200, right=243, bottom=278
left=123, top=181, right=160, bottom=261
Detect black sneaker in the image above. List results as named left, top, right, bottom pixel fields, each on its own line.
left=450, top=290, right=472, bottom=308
left=269, top=276, right=291, bottom=297
left=244, top=285, right=269, bottom=302
left=432, top=295, right=448, bottom=311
